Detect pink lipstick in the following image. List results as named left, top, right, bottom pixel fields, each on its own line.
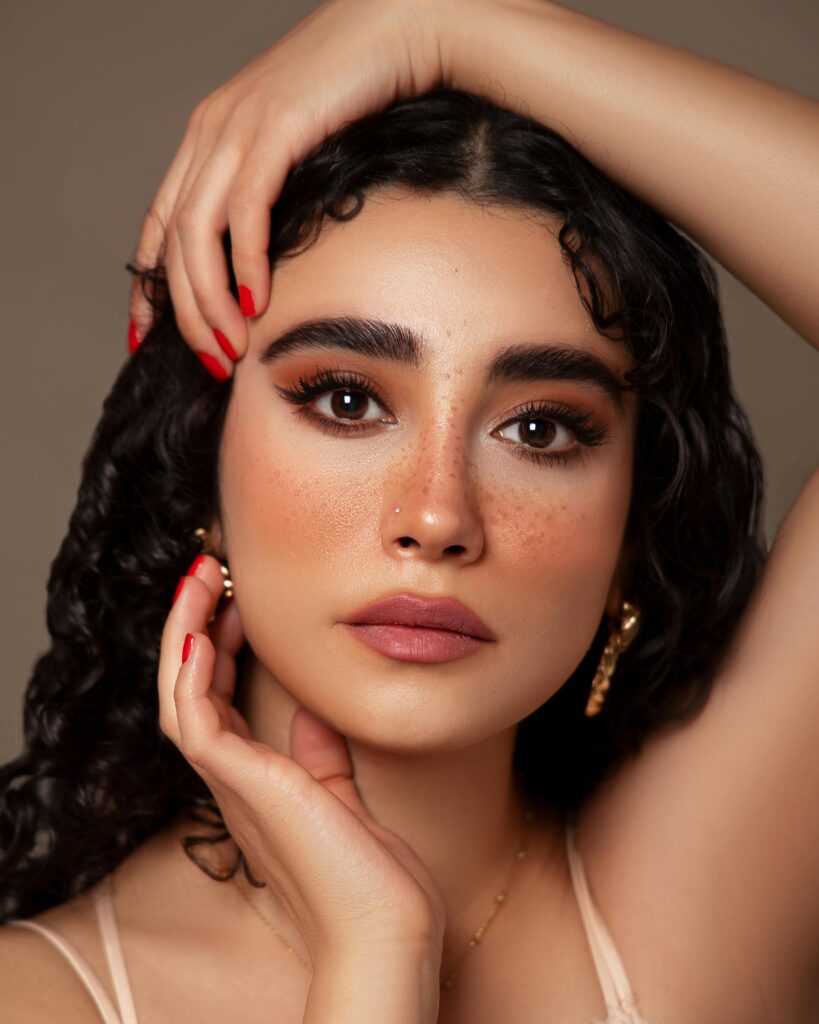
left=341, top=592, right=495, bottom=663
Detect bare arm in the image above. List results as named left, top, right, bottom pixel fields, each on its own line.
left=304, top=948, right=440, bottom=1024
left=442, top=0, right=819, bottom=347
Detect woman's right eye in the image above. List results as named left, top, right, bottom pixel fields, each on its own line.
left=311, top=386, right=390, bottom=425
left=275, top=370, right=394, bottom=435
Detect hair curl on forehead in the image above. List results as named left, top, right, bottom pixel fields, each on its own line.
left=0, top=87, right=764, bottom=920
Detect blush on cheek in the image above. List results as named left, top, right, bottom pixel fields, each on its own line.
left=503, top=476, right=630, bottom=647
left=220, top=405, right=376, bottom=572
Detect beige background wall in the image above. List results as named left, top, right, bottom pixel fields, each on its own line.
left=1, top=0, right=817, bottom=763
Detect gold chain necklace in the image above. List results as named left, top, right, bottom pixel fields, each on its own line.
left=230, top=808, right=534, bottom=992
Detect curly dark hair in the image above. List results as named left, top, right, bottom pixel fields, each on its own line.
left=0, top=86, right=765, bottom=922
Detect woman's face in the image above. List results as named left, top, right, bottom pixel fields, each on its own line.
left=218, top=189, right=636, bottom=752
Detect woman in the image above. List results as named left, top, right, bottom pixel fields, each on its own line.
left=1, top=1, right=817, bottom=1022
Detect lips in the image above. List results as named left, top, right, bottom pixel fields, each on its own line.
left=344, top=593, right=495, bottom=641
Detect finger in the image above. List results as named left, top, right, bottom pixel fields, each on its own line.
left=128, top=208, right=169, bottom=353
left=209, top=597, right=245, bottom=702
left=226, top=123, right=297, bottom=321
left=128, top=128, right=200, bottom=351
left=158, top=558, right=227, bottom=746
left=165, top=225, right=233, bottom=381
left=289, top=706, right=374, bottom=824
left=175, top=145, right=250, bottom=361
left=175, top=631, right=305, bottom=803
left=173, top=631, right=241, bottom=778
left=209, top=594, right=245, bottom=654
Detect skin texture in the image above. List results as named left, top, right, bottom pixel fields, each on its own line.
left=209, top=187, right=635, bottom=962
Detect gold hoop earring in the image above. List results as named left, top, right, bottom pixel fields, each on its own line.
left=194, top=527, right=234, bottom=600
left=584, top=600, right=641, bottom=717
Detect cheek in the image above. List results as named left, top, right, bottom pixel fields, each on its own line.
left=219, top=396, right=361, bottom=564
left=488, top=456, right=632, bottom=685
left=492, top=449, right=630, bottom=579
left=216, top=393, right=380, bottom=676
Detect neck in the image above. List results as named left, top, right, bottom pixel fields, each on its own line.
left=231, top=652, right=560, bottom=963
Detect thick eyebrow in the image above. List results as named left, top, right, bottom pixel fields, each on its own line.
left=259, top=315, right=627, bottom=411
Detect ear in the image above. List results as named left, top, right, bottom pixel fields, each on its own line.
left=198, top=518, right=226, bottom=560
left=209, top=518, right=224, bottom=555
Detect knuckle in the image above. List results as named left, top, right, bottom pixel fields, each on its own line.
left=158, top=712, right=176, bottom=741
left=174, top=201, right=205, bottom=237
left=141, top=201, right=167, bottom=236
left=135, top=207, right=169, bottom=263
left=227, top=182, right=259, bottom=221
left=228, top=244, right=262, bottom=270
left=262, top=754, right=308, bottom=798
left=196, top=90, right=230, bottom=135
left=273, top=104, right=302, bottom=141
left=182, top=743, right=208, bottom=770
left=187, top=96, right=210, bottom=133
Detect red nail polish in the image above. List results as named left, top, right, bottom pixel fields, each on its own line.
left=238, top=285, right=256, bottom=318
left=128, top=319, right=141, bottom=355
left=182, top=633, right=195, bottom=664
left=172, top=576, right=186, bottom=607
left=197, top=351, right=229, bottom=381
left=186, top=554, right=206, bottom=577
left=213, top=328, right=238, bottom=362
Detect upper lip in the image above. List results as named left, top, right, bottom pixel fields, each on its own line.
left=344, top=593, right=495, bottom=641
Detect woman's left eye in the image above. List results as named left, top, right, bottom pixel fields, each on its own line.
left=494, top=416, right=574, bottom=454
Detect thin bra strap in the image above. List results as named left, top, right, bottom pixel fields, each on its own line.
left=564, top=819, right=648, bottom=1020
left=92, top=876, right=139, bottom=1024
left=7, top=918, right=124, bottom=1024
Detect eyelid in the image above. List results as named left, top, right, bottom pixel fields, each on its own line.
left=274, top=367, right=611, bottom=459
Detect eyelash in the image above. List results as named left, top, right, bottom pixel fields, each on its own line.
left=274, top=367, right=611, bottom=468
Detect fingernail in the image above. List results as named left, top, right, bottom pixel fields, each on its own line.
left=186, top=553, right=206, bottom=577
left=238, top=285, right=256, bottom=318
left=171, top=552, right=207, bottom=607
left=197, top=351, right=229, bottom=381
left=182, top=633, right=195, bottom=664
left=213, top=328, right=238, bottom=361
left=128, top=319, right=141, bottom=355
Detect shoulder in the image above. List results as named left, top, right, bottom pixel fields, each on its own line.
left=0, top=817, right=221, bottom=1024
left=0, top=902, right=105, bottom=1024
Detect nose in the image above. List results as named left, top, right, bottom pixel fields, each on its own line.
left=382, top=427, right=485, bottom=564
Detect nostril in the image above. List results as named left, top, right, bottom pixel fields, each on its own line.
left=398, top=537, right=415, bottom=548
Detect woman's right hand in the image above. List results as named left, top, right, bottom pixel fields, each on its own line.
left=159, top=554, right=447, bottom=968
left=129, top=0, right=451, bottom=375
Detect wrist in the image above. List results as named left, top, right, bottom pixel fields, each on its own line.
left=437, top=0, right=560, bottom=95
left=305, top=944, right=442, bottom=1024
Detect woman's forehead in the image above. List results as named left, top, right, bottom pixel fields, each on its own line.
left=256, top=191, right=629, bottom=379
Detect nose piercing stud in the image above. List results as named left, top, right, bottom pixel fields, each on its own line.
left=394, top=507, right=401, bottom=513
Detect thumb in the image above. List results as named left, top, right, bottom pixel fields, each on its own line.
left=289, top=706, right=373, bottom=824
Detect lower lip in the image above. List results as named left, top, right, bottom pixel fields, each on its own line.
left=341, top=623, right=489, bottom=663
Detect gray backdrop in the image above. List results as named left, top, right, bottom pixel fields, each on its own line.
left=1, top=0, right=817, bottom=763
